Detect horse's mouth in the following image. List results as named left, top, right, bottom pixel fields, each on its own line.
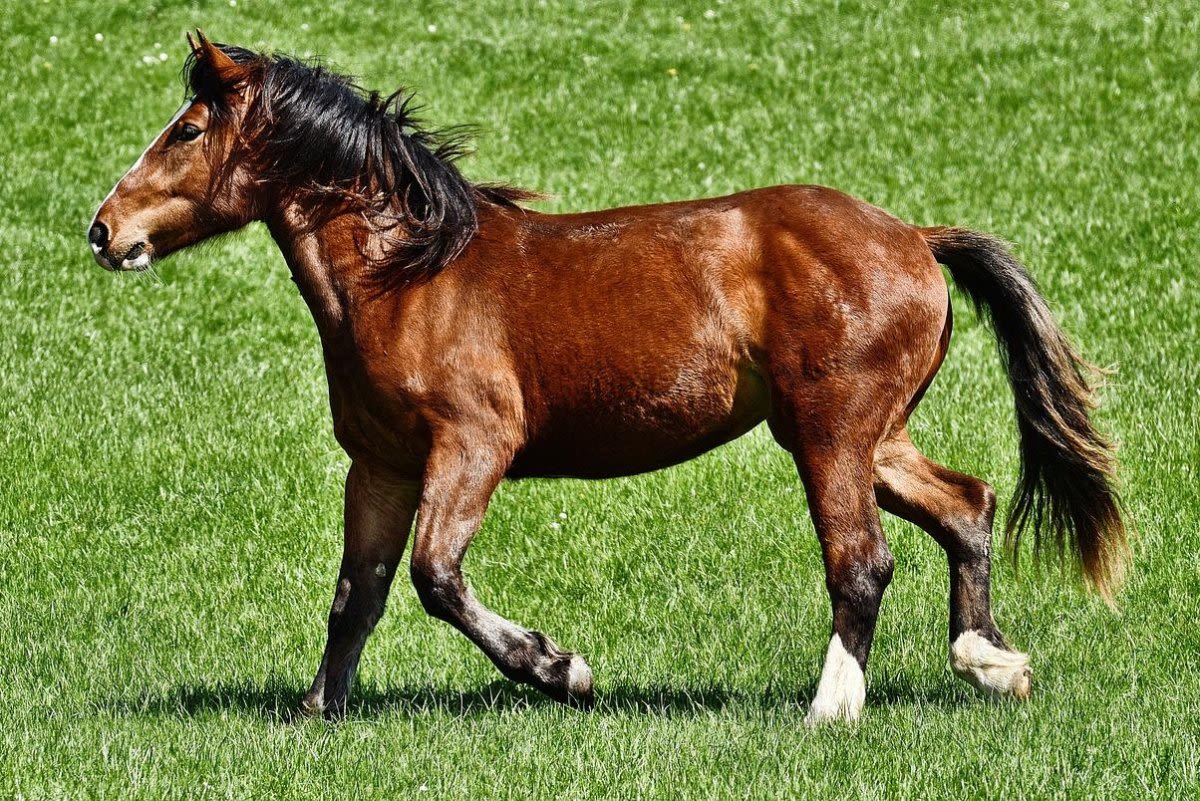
left=105, top=242, right=153, bottom=272
left=122, top=243, right=153, bottom=271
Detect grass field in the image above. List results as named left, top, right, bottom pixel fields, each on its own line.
left=3, top=0, right=1199, bottom=797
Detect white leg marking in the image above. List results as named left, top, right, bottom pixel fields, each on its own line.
left=805, top=633, right=866, bottom=726
left=950, top=630, right=1032, bottom=699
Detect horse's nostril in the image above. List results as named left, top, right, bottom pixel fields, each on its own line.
left=88, top=222, right=109, bottom=250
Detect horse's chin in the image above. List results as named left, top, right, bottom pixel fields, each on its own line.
left=132, top=238, right=189, bottom=270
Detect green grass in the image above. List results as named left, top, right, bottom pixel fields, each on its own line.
left=2, top=0, right=1198, bottom=797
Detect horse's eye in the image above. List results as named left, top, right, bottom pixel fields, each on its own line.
left=176, top=123, right=203, bottom=142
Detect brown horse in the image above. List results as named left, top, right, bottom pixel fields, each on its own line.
left=89, top=33, right=1127, bottom=724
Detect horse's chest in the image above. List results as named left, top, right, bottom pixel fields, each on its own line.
left=323, top=355, right=430, bottom=475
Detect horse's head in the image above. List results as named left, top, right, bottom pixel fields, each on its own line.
left=89, top=32, right=261, bottom=271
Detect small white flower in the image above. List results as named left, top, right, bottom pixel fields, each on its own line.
left=550, top=522, right=561, bottom=529
left=229, top=0, right=237, bottom=6
left=558, top=511, right=567, bottom=519
left=159, top=52, right=168, bottom=61
left=704, top=8, right=717, bottom=19
left=427, top=24, right=437, bottom=33
left=142, top=55, right=157, bottom=65
left=300, top=22, right=310, bottom=31
left=153, top=42, right=161, bottom=49
left=49, top=35, right=58, bottom=45
left=94, top=32, right=104, bottom=42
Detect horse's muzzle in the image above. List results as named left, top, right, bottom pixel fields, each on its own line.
left=88, top=221, right=151, bottom=271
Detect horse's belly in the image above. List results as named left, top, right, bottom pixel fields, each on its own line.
left=508, top=359, right=770, bottom=479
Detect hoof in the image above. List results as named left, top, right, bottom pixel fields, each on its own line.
left=564, top=654, right=594, bottom=709
left=285, top=697, right=325, bottom=724
left=523, top=630, right=595, bottom=709
left=529, top=652, right=594, bottom=709
left=804, top=700, right=863, bottom=727
left=290, top=689, right=349, bottom=722
left=951, top=630, right=1033, bottom=699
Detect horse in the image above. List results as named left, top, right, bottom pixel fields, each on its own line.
left=88, top=32, right=1127, bottom=724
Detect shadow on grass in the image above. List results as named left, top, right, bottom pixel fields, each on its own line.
left=99, top=672, right=971, bottom=721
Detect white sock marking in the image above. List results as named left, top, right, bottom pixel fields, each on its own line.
left=950, top=630, right=1032, bottom=699
left=806, top=633, right=866, bottom=725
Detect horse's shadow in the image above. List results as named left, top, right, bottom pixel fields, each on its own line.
left=102, top=673, right=970, bottom=721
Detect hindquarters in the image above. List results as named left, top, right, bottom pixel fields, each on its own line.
left=748, top=186, right=951, bottom=450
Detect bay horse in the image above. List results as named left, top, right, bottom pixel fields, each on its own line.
left=89, top=33, right=1127, bottom=724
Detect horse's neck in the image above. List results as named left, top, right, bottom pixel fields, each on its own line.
left=266, top=204, right=369, bottom=343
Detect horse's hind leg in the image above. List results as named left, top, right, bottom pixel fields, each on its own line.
left=791, top=440, right=895, bottom=725
left=874, top=430, right=1032, bottom=698
left=769, top=389, right=895, bottom=725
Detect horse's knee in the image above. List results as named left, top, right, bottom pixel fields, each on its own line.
left=327, top=573, right=387, bottom=633
left=866, top=543, right=896, bottom=595
left=827, top=536, right=894, bottom=607
left=410, top=558, right=463, bottom=622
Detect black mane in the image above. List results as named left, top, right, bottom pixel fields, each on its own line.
left=184, top=45, right=534, bottom=285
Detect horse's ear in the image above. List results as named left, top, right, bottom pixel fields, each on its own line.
left=189, top=29, right=243, bottom=88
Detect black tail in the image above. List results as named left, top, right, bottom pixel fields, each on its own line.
left=922, top=226, right=1128, bottom=602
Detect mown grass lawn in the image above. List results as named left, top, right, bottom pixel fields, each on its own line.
left=2, top=1, right=1198, bottom=797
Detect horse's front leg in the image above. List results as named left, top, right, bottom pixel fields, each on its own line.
left=299, top=461, right=418, bottom=718
left=409, top=437, right=594, bottom=707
